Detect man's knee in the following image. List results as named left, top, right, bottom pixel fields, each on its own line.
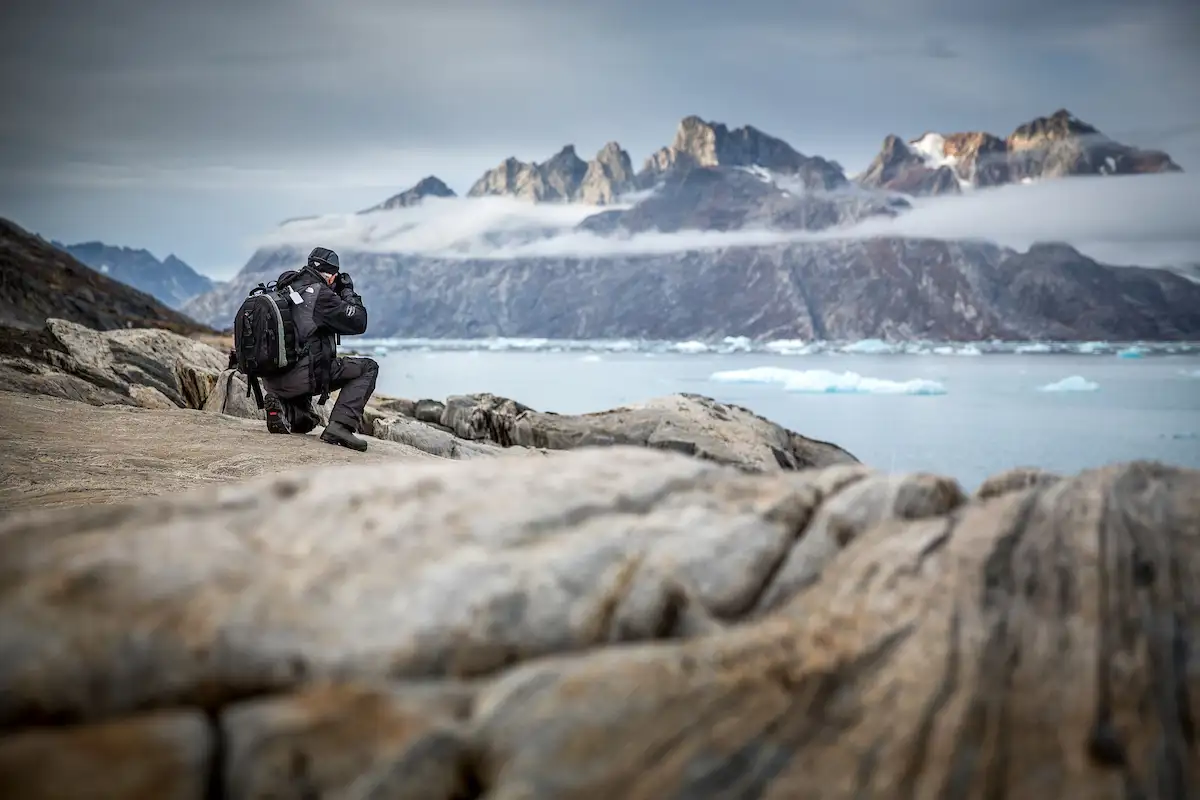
left=360, top=357, right=379, bottom=377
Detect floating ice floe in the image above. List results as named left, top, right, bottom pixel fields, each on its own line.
left=709, top=367, right=947, bottom=395
left=1038, top=376, right=1099, bottom=392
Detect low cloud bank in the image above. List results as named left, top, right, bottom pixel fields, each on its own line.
left=251, top=172, right=1200, bottom=268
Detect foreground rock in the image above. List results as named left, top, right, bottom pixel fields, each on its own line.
left=391, top=391, right=859, bottom=471
left=0, top=452, right=1196, bottom=798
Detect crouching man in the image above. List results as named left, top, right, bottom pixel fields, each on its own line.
left=261, top=246, right=378, bottom=452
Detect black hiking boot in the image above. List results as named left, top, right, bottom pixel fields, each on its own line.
left=320, top=420, right=368, bottom=452
left=263, top=394, right=291, bottom=434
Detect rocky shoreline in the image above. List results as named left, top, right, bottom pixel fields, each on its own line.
left=0, top=319, right=1197, bottom=798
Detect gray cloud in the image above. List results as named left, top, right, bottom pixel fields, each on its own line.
left=259, top=172, right=1200, bottom=270
left=1, top=0, right=1197, bottom=277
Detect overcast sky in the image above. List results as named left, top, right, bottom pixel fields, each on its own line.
left=2, top=0, right=1197, bottom=279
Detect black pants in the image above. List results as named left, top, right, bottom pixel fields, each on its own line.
left=266, top=356, right=379, bottom=432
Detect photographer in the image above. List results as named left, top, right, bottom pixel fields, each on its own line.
left=243, top=246, right=378, bottom=451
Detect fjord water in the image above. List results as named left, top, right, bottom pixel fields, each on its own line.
left=374, top=349, right=1200, bottom=489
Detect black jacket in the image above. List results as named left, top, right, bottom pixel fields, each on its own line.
left=263, top=266, right=368, bottom=399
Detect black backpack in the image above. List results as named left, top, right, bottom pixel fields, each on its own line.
left=231, top=271, right=302, bottom=407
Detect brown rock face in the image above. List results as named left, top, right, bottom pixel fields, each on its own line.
left=942, top=130, right=1010, bottom=186
left=856, top=134, right=963, bottom=196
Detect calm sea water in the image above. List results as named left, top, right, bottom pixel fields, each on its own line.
left=372, top=349, right=1200, bottom=489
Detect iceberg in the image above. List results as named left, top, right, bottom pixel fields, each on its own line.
left=1038, top=376, right=1099, bottom=392
left=709, top=367, right=947, bottom=395
left=1115, top=346, right=1145, bottom=359
left=840, top=338, right=897, bottom=354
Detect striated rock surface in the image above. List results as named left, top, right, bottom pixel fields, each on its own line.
left=467, top=459, right=1200, bottom=798
left=0, top=217, right=212, bottom=334
left=0, top=451, right=1196, bottom=797
left=859, top=109, right=1182, bottom=196
left=359, top=175, right=457, bottom=213
left=401, top=391, right=859, bottom=471
left=0, top=318, right=227, bottom=410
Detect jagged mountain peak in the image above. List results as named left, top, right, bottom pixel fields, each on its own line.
left=858, top=109, right=1182, bottom=197
left=640, top=115, right=847, bottom=192
left=360, top=176, right=457, bottom=214
left=467, top=142, right=634, bottom=204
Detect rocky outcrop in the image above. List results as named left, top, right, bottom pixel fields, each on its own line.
left=359, top=175, right=457, bottom=212
left=857, top=133, right=964, bottom=196
left=466, top=143, right=635, bottom=204
left=0, top=217, right=213, bottom=334
left=639, top=115, right=848, bottom=191
left=858, top=109, right=1182, bottom=196
left=396, top=392, right=858, bottom=471
left=1006, top=108, right=1181, bottom=182
left=0, top=320, right=859, bottom=505
left=0, top=318, right=227, bottom=409
left=0, top=448, right=1196, bottom=797
left=577, top=141, right=636, bottom=204
left=467, top=145, right=589, bottom=202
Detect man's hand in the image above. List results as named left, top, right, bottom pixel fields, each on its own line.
left=334, top=272, right=354, bottom=294
left=226, top=347, right=238, bottom=370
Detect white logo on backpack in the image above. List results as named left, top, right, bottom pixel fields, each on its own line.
left=345, top=306, right=356, bottom=316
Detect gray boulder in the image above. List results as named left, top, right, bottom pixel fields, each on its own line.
left=423, top=391, right=859, bottom=471
left=0, top=318, right=226, bottom=410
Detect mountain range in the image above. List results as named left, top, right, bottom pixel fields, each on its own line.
left=178, top=108, right=1198, bottom=342
left=55, top=241, right=214, bottom=309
